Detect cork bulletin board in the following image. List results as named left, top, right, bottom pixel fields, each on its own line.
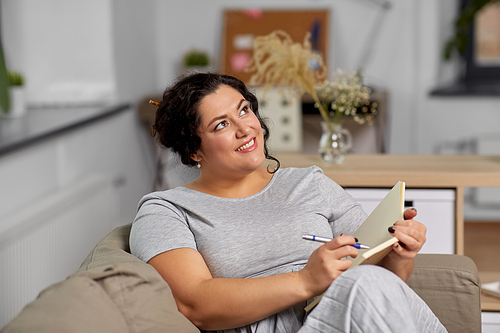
left=220, top=9, right=329, bottom=83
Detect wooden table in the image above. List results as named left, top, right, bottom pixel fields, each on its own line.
left=276, top=153, right=500, bottom=311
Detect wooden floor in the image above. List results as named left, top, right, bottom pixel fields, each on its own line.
left=464, top=221, right=500, bottom=310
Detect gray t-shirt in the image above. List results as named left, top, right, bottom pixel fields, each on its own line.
left=130, top=166, right=367, bottom=332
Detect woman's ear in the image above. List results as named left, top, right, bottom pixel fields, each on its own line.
left=190, top=152, right=202, bottom=164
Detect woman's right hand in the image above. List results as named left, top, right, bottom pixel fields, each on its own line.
left=298, top=234, right=359, bottom=297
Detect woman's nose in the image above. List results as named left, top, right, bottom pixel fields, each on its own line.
left=235, top=120, right=251, bottom=137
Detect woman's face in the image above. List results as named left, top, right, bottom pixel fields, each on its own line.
left=192, top=85, right=266, bottom=177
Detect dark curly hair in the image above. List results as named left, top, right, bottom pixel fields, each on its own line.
left=152, top=73, right=280, bottom=172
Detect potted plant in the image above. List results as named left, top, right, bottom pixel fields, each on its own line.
left=1, top=70, right=26, bottom=118
left=180, top=49, right=212, bottom=76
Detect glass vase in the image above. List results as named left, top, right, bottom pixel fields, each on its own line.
left=318, top=122, right=353, bottom=164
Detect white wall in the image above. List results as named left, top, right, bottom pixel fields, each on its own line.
left=2, top=0, right=117, bottom=105
left=415, top=1, right=500, bottom=155
left=0, top=0, right=158, bottom=224
left=1, top=0, right=158, bottom=106
left=111, top=0, right=158, bottom=103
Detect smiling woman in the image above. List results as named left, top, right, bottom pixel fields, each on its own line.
left=151, top=74, right=279, bottom=198
left=130, top=72, right=447, bottom=333
left=152, top=73, right=278, bottom=172
left=187, top=85, right=269, bottom=194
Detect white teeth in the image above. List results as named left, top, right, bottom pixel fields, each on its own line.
left=236, top=138, right=255, bottom=151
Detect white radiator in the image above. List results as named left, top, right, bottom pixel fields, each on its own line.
left=0, top=175, right=117, bottom=327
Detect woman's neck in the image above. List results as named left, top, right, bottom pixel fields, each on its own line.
left=185, top=167, right=273, bottom=199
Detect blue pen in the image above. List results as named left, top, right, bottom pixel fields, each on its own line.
left=302, top=234, right=370, bottom=249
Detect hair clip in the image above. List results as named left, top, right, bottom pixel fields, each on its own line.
left=149, top=100, right=160, bottom=106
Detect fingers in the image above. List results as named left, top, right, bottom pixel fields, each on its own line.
left=335, top=258, right=354, bottom=272
left=323, top=234, right=359, bottom=258
left=323, top=233, right=355, bottom=248
left=302, top=234, right=358, bottom=295
left=389, top=219, right=427, bottom=254
left=403, top=207, right=417, bottom=220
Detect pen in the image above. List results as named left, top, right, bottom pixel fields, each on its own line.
left=302, top=234, right=370, bottom=249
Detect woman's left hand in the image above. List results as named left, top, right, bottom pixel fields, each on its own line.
left=386, top=207, right=427, bottom=261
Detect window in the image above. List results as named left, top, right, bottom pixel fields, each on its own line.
left=432, top=0, right=500, bottom=96
left=465, top=1, right=500, bottom=83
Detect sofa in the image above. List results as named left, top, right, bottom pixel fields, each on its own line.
left=1, top=224, right=481, bottom=333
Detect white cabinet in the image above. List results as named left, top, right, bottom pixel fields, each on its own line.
left=254, top=87, right=303, bottom=152
left=482, top=312, right=500, bottom=333
left=345, top=188, right=456, bottom=254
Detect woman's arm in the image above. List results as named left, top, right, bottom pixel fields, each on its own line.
left=148, top=235, right=359, bottom=331
left=377, top=208, right=426, bottom=281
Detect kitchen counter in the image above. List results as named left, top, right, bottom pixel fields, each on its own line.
left=0, top=103, right=129, bottom=156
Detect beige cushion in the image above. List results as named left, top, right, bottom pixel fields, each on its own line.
left=1, top=275, right=129, bottom=333
left=409, top=253, right=481, bottom=333
left=77, top=223, right=200, bottom=333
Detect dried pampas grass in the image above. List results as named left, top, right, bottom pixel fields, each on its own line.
left=246, top=30, right=330, bottom=123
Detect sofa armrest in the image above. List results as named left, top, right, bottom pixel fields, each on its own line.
left=408, top=254, right=481, bottom=333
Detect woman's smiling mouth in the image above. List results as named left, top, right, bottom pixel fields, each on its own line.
left=236, top=138, right=256, bottom=152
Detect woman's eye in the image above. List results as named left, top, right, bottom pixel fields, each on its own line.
left=239, top=105, right=250, bottom=116
left=214, top=121, right=228, bottom=131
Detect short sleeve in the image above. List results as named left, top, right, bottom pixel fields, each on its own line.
left=129, top=194, right=197, bottom=263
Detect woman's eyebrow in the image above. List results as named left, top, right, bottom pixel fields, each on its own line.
left=236, top=98, right=246, bottom=110
left=207, top=114, right=228, bottom=128
left=206, top=99, right=246, bottom=128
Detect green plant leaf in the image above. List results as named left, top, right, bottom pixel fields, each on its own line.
left=0, top=39, right=10, bottom=113
left=8, top=71, right=24, bottom=86
left=444, top=0, right=500, bottom=60
left=183, top=50, right=210, bottom=67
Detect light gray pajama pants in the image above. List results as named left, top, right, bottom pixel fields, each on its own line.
left=298, top=265, right=447, bottom=333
